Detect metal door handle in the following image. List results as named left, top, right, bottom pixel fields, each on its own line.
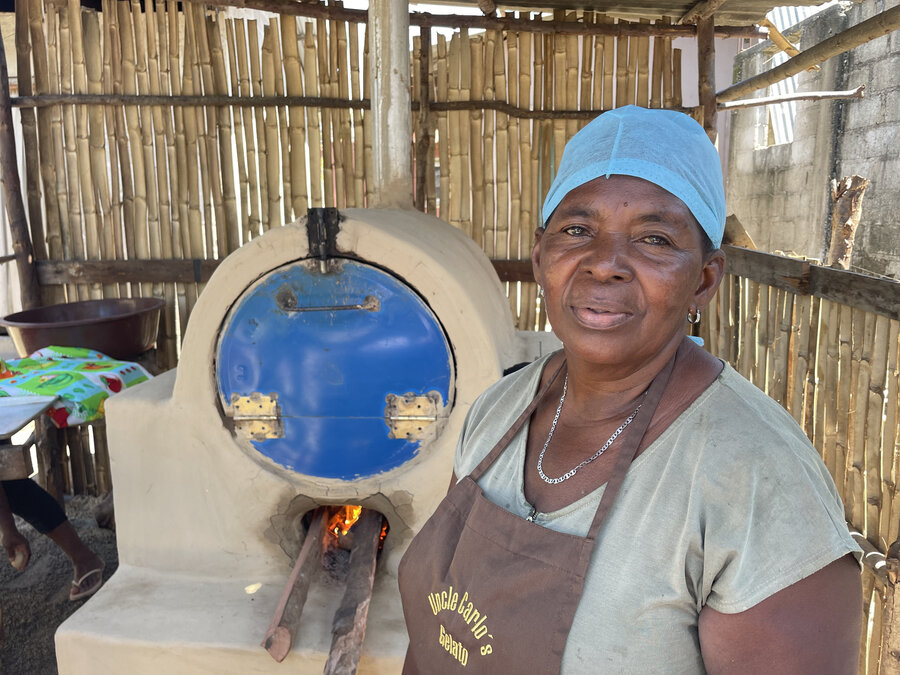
left=277, top=289, right=380, bottom=313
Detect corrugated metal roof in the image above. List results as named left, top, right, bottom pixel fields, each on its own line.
left=458, top=0, right=831, bottom=25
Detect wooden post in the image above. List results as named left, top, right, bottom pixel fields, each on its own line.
left=415, top=26, right=432, bottom=212
left=827, top=175, right=869, bottom=270
left=0, top=31, right=41, bottom=310
left=696, top=15, right=717, bottom=142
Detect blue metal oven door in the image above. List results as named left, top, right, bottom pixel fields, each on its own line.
left=215, top=259, right=454, bottom=480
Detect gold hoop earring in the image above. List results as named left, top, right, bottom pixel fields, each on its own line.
left=687, top=307, right=701, bottom=325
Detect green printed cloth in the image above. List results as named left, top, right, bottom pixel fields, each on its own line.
left=0, top=346, right=152, bottom=427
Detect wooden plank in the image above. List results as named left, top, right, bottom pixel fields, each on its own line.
left=36, top=258, right=224, bottom=285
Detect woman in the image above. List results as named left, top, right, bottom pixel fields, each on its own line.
left=398, top=106, right=861, bottom=674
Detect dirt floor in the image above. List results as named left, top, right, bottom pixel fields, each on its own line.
left=0, top=495, right=118, bottom=674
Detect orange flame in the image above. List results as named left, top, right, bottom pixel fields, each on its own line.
left=328, top=505, right=362, bottom=537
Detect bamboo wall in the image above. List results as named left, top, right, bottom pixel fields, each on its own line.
left=13, top=1, right=900, bottom=672
left=14, top=0, right=683, bottom=370
left=698, top=256, right=900, bottom=675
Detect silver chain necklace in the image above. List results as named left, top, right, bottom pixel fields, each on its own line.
left=536, top=374, right=643, bottom=485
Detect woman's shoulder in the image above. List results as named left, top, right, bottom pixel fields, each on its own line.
left=466, top=352, right=559, bottom=423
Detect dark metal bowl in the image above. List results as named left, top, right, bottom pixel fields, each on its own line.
left=0, top=298, right=166, bottom=360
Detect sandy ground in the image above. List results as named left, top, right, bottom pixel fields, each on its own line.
left=0, top=495, right=118, bottom=674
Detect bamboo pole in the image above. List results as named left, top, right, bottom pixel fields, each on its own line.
left=281, top=17, right=308, bottom=217
left=168, top=0, right=197, bottom=316
left=180, top=7, right=205, bottom=275
left=772, top=289, right=792, bottom=407
left=43, top=0, right=75, bottom=304
left=469, top=34, right=485, bottom=249
left=637, top=22, right=650, bottom=107
left=317, top=18, right=334, bottom=207
left=564, top=21, right=577, bottom=139
left=232, top=20, right=260, bottom=243
left=866, top=315, right=889, bottom=547
left=601, top=18, right=614, bottom=112
left=336, top=16, right=354, bottom=210
left=506, top=28, right=520, bottom=261
left=132, top=0, right=162, bottom=303
left=271, top=19, right=293, bottom=217
left=148, top=0, right=177, bottom=368
left=19, top=0, right=56, bottom=288
left=696, top=15, right=717, bottom=140
left=650, top=33, right=663, bottom=108
left=517, top=28, right=532, bottom=243
left=208, top=14, right=240, bottom=253
left=459, top=28, right=472, bottom=239
left=615, top=29, right=628, bottom=107
left=59, top=6, right=88, bottom=301
left=119, top=1, right=149, bottom=281
left=191, top=5, right=224, bottom=258
left=880, top=320, right=900, bottom=548
left=304, top=27, right=323, bottom=207
left=101, top=0, right=125, bottom=300
left=261, top=24, right=282, bottom=227
left=227, top=19, right=252, bottom=245
left=822, top=300, right=842, bottom=480
left=790, top=294, right=813, bottom=425
left=626, top=24, right=639, bottom=106
left=362, top=22, right=373, bottom=205
left=552, top=16, right=566, bottom=173
left=435, top=34, right=449, bottom=219
left=0, top=30, right=40, bottom=309
left=349, top=20, right=365, bottom=207
left=673, top=48, right=683, bottom=107
left=447, top=32, right=462, bottom=232
left=844, top=309, right=865, bottom=527
left=84, top=11, right=116, bottom=301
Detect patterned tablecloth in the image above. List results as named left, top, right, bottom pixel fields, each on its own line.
left=0, top=346, right=152, bottom=427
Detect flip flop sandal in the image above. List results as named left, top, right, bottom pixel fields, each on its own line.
left=69, top=565, right=105, bottom=602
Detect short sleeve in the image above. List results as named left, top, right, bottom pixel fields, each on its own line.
left=697, top=392, right=861, bottom=614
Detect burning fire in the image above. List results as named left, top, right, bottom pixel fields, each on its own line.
left=328, top=505, right=362, bottom=537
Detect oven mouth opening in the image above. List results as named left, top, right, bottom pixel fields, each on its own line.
left=298, top=505, right=389, bottom=581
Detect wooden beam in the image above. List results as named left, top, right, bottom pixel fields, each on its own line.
left=0, top=30, right=40, bottom=310
left=718, top=4, right=900, bottom=102
left=10, top=92, right=692, bottom=120
left=180, top=0, right=765, bottom=39
left=758, top=17, right=817, bottom=69
left=696, top=16, right=717, bottom=141
left=35, top=258, right=223, bottom=285
left=679, top=0, right=728, bottom=25
left=723, top=246, right=900, bottom=321
left=717, top=85, right=865, bottom=110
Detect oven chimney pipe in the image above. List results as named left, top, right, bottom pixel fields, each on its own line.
left=368, top=0, right=414, bottom=208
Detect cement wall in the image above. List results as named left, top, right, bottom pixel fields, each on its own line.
left=726, top=0, right=900, bottom=278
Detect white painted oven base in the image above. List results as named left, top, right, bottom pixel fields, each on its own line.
left=56, top=565, right=407, bottom=674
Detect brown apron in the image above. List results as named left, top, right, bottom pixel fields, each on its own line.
left=398, top=348, right=678, bottom=675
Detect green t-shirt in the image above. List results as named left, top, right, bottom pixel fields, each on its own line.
left=455, top=355, right=860, bottom=674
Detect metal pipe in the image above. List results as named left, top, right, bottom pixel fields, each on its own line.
left=369, top=0, right=413, bottom=208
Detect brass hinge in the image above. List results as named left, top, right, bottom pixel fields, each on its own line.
left=384, top=392, right=442, bottom=440
left=226, top=392, right=284, bottom=441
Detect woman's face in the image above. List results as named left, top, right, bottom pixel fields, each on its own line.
left=532, top=175, right=725, bottom=371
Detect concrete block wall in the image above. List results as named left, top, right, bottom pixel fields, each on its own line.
left=835, top=0, right=900, bottom=278
left=726, top=0, right=900, bottom=277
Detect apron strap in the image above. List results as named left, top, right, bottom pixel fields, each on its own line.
left=584, top=343, right=681, bottom=542
left=469, top=355, right=567, bottom=483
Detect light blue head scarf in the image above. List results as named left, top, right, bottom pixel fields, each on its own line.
left=541, top=106, right=726, bottom=248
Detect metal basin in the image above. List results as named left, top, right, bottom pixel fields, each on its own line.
left=0, top=298, right=165, bottom=360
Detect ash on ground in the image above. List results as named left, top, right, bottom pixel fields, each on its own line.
left=0, top=494, right=118, bottom=674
